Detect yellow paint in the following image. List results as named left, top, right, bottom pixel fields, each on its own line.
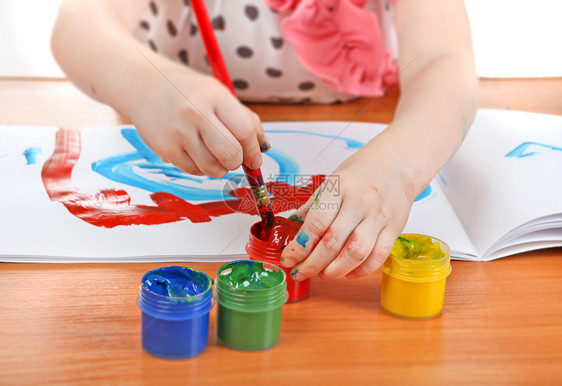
left=380, top=234, right=451, bottom=320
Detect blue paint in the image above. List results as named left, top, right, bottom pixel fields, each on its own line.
left=92, top=128, right=246, bottom=201
left=438, top=173, right=448, bottom=187
left=142, top=266, right=212, bottom=298
left=92, top=128, right=302, bottom=202
left=296, top=231, right=309, bottom=248
left=264, top=147, right=300, bottom=176
left=506, top=142, right=562, bottom=158
left=290, top=269, right=299, bottom=279
left=137, top=266, right=214, bottom=359
left=415, top=185, right=432, bottom=202
left=23, top=147, right=42, bottom=165
left=265, top=129, right=364, bottom=149
left=91, top=127, right=434, bottom=206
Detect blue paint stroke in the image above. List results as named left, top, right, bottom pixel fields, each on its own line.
left=506, top=142, right=562, bottom=158
left=438, top=173, right=448, bottom=187
left=266, top=129, right=364, bottom=149
left=23, top=147, right=42, bottom=165
left=416, top=185, right=432, bottom=201
left=91, top=127, right=434, bottom=204
left=296, top=232, right=309, bottom=248
left=264, top=147, right=300, bottom=176
left=92, top=129, right=247, bottom=201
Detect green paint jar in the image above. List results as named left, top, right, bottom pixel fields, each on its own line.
left=215, top=260, right=288, bottom=351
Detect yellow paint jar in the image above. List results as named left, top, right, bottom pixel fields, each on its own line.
left=380, top=234, right=451, bottom=320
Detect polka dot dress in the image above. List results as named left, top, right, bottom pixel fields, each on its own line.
left=134, top=0, right=398, bottom=104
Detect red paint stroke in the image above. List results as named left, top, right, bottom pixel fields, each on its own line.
left=41, top=128, right=325, bottom=228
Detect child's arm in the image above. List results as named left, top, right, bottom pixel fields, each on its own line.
left=281, top=0, right=478, bottom=279
left=51, top=0, right=267, bottom=177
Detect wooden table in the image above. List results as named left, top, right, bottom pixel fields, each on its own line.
left=1, top=78, right=561, bottom=384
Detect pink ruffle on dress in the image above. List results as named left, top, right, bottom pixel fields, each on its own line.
left=267, top=0, right=398, bottom=96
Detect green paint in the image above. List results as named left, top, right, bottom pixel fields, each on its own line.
left=280, top=256, right=285, bottom=262
left=287, top=214, right=304, bottom=223
left=312, top=191, right=321, bottom=209
left=215, top=261, right=287, bottom=351
left=391, top=235, right=445, bottom=261
left=217, top=260, right=284, bottom=290
left=90, top=85, right=97, bottom=95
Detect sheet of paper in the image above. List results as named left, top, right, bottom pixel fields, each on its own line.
left=0, top=121, right=474, bottom=262
left=440, top=109, right=562, bottom=260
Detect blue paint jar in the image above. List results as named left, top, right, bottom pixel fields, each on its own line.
left=137, top=266, right=214, bottom=359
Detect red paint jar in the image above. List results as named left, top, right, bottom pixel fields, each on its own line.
left=246, top=221, right=310, bottom=303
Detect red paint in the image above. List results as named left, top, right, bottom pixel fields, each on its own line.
left=41, top=128, right=324, bottom=228
left=242, top=165, right=264, bottom=187
left=320, top=226, right=336, bottom=248
left=256, top=216, right=302, bottom=247
left=243, top=164, right=275, bottom=227
left=247, top=219, right=311, bottom=303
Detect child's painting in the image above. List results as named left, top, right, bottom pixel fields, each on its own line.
left=13, top=109, right=560, bottom=263
left=1, top=121, right=461, bottom=262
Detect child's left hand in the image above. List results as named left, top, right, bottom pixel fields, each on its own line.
left=280, top=138, right=418, bottom=280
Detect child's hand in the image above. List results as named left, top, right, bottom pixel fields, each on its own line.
left=281, top=141, right=417, bottom=279
left=127, top=64, right=269, bottom=178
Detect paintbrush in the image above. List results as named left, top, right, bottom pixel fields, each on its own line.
left=191, top=0, right=275, bottom=227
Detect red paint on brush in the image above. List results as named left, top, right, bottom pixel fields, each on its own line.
left=242, top=164, right=275, bottom=227
left=41, top=128, right=324, bottom=228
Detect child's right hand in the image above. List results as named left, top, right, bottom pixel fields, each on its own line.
left=126, top=63, right=269, bottom=178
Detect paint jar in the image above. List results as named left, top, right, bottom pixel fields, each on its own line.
left=247, top=220, right=311, bottom=302
left=137, top=266, right=214, bottom=359
left=380, top=234, right=451, bottom=320
left=215, top=260, right=288, bottom=351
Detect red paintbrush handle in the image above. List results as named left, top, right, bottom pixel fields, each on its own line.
left=191, top=0, right=274, bottom=227
left=190, top=0, right=234, bottom=94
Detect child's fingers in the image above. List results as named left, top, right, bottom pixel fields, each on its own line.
left=345, top=227, right=397, bottom=279
left=285, top=203, right=363, bottom=280
left=167, top=151, right=204, bottom=176
left=251, top=112, right=271, bottom=152
left=199, top=117, right=243, bottom=171
left=186, top=137, right=229, bottom=178
left=285, top=188, right=318, bottom=225
left=280, top=191, right=340, bottom=270
left=286, top=175, right=338, bottom=226
left=320, top=218, right=382, bottom=279
left=216, top=103, right=263, bottom=170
